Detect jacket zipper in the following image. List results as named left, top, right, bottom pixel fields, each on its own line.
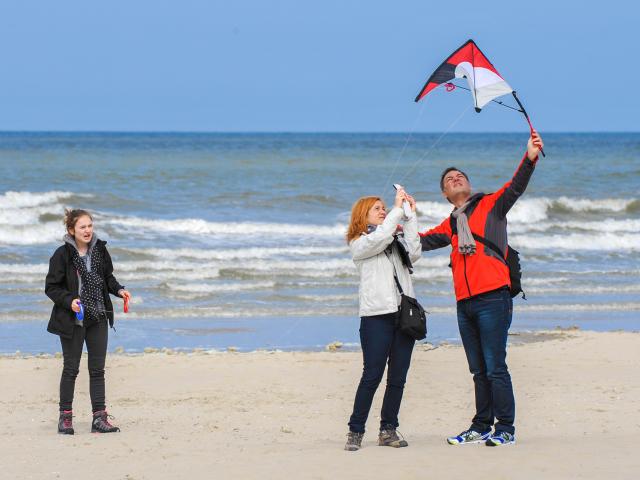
left=462, top=254, right=472, bottom=298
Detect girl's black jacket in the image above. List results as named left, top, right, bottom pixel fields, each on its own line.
left=45, top=239, right=124, bottom=339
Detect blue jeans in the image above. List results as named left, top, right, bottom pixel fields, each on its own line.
left=457, top=288, right=515, bottom=435
left=348, top=311, right=415, bottom=433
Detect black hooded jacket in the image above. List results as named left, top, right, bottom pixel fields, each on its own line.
left=45, top=239, right=124, bottom=338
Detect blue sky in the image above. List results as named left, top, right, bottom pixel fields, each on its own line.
left=0, top=0, right=636, bottom=132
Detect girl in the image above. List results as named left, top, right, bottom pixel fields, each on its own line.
left=344, top=187, right=422, bottom=451
left=45, top=209, right=131, bottom=434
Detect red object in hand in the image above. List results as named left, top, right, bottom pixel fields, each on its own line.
left=123, top=296, right=129, bottom=313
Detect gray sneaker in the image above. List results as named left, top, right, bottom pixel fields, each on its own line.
left=485, top=431, right=515, bottom=446
left=447, top=428, right=492, bottom=445
left=378, top=427, right=408, bottom=448
left=344, top=431, right=364, bottom=451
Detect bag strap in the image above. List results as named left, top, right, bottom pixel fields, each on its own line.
left=384, top=250, right=404, bottom=295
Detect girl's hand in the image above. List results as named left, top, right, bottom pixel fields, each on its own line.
left=118, top=289, right=132, bottom=302
left=394, top=188, right=406, bottom=209
left=405, top=193, right=417, bottom=213
left=71, top=298, right=81, bottom=313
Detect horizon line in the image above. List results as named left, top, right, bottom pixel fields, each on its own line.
left=0, top=130, right=637, bottom=135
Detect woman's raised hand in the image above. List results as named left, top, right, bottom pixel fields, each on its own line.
left=394, top=188, right=406, bottom=209
left=405, top=193, right=417, bottom=212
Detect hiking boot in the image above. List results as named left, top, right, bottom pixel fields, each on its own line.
left=344, top=431, right=364, bottom=451
left=58, top=410, right=74, bottom=435
left=485, top=431, right=515, bottom=446
left=378, top=426, right=408, bottom=448
left=91, top=410, right=120, bottom=433
left=447, top=428, right=491, bottom=445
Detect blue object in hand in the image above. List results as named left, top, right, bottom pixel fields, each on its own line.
left=75, top=302, right=84, bottom=322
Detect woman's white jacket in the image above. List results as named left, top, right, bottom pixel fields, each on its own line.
left=350, top=207, right=422, bottom=318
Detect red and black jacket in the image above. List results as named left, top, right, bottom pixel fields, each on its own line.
left=420, top=153, right=537, bottom=301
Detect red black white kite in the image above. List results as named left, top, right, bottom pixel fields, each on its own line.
left=415, top=39, right=513, bottom=112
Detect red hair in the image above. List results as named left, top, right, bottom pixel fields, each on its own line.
left=346, top=196, right=384, bottom=244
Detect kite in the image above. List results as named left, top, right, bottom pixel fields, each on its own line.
left=415, top=39, right=544, bottom=156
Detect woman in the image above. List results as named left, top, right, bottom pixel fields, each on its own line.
left=344, top=187, right=422, bottom=451
left=45, top=209, right=131, bottom=434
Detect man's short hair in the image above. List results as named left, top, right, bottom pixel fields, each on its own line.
left=440, top=166, right=469, bottom=191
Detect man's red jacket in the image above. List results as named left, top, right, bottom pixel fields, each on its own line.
left=420, top=153, right=537, bottom=301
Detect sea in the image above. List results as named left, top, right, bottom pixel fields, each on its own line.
left=0, top=132, right=638, bottom=353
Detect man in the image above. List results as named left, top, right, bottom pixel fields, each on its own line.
left=419, top=131, right=544, bottom=446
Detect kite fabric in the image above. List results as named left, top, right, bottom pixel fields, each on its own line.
left=415, top=39, right=513, bottom=112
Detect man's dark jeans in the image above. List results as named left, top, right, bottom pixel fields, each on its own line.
left=59, top=321, right=108, bottom=412
left=348, top=311, right=415, bottom=433
left=457, top=287, right=515, bottom=435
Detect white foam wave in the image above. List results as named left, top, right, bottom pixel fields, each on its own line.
left=169, top=281, right=275, bottom=294
left=511, top=233, right=640, bottom=252
left=509, top=218, right=640, bottom=235
left=106, top=217, right=346, bottom=238
left=118, top=246, right=348, bottom=260
left=0, top=190, right=94, bottom=245
left=518, top=302, right=640, bottom=312
left=0, top=190, right=87, bottom=209
left=417, top=197, right=638, bottom=226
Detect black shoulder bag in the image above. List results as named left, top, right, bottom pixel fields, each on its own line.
left=386, top=250, right=427, bottom=341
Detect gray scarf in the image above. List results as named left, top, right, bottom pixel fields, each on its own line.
left=452, top=200, right=476, bottom=255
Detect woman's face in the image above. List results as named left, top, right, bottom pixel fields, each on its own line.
left=69, top=215, right=93, bottom=246
left=366, top=200, right=387, bottom=226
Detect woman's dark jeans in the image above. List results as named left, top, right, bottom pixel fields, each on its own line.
left=348, top=311, right=415, bottom=433
left=59, top=321, right=108, bottom=412
left=457, top=287, right=515, bottom=435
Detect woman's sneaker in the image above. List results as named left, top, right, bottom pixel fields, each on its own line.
left=58, top=410, right=74, bottom=435
left=378, top=426, right=408, bottom=448
left=344, top=431, right=364, bottom=451
left=447, top=428, right=491, bottom=445
left=486, top=431, right=515, bottom=446
left=91, top=410, right=120, bottom=433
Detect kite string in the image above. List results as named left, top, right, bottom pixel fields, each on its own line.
left=382, top=99, right=427, bottom=197
left=396, top=104, right=471, bottom=185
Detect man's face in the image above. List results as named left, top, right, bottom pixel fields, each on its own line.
left=442, top=170, right=471, bottom=201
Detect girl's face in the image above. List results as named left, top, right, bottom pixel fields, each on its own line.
left=69, top=215, right=93, bottom=246
left=366, top=200, right=387, bottom=226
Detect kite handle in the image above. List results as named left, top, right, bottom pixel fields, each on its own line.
left=512, top=92, right=545, bottom=158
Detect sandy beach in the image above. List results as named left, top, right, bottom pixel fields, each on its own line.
left=1, top=329, right=639, bottom=480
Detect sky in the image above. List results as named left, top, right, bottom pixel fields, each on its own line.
left=0, top=0, right=637, bottom=132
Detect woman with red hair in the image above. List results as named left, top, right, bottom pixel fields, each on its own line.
left=344, top=187, right=422, bottom=451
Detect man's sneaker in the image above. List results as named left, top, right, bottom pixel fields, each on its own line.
left=486, top=431, right=515, bottom=446
left=58, top=410, right=74, bottom=435
left=378, top=426, right=408, bottom=448
left=344, top=431, right=364, bottom=451
left=447, top=428, right=491, bottom=445
left=91, top=410, right=120, bottom=433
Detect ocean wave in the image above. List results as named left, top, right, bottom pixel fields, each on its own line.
left=416, top=197, right=639, bottom=226
left=0, top=190, right=94, bottom=245
left=511, top=232, right=640, bottom=252
left=0, top=190, right=91, bottom=209
left=105, top=216, right=346, bottom=238
left=518, top=302, right=640, bottom=312
left=116, top=245, right=349, bottom=260
left=167, top=281, right=275, bottom=294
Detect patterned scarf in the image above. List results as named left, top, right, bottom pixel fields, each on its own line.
left=452, top=200, right=476, bottom=255
left=71, top=244, right=106, bottom=322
